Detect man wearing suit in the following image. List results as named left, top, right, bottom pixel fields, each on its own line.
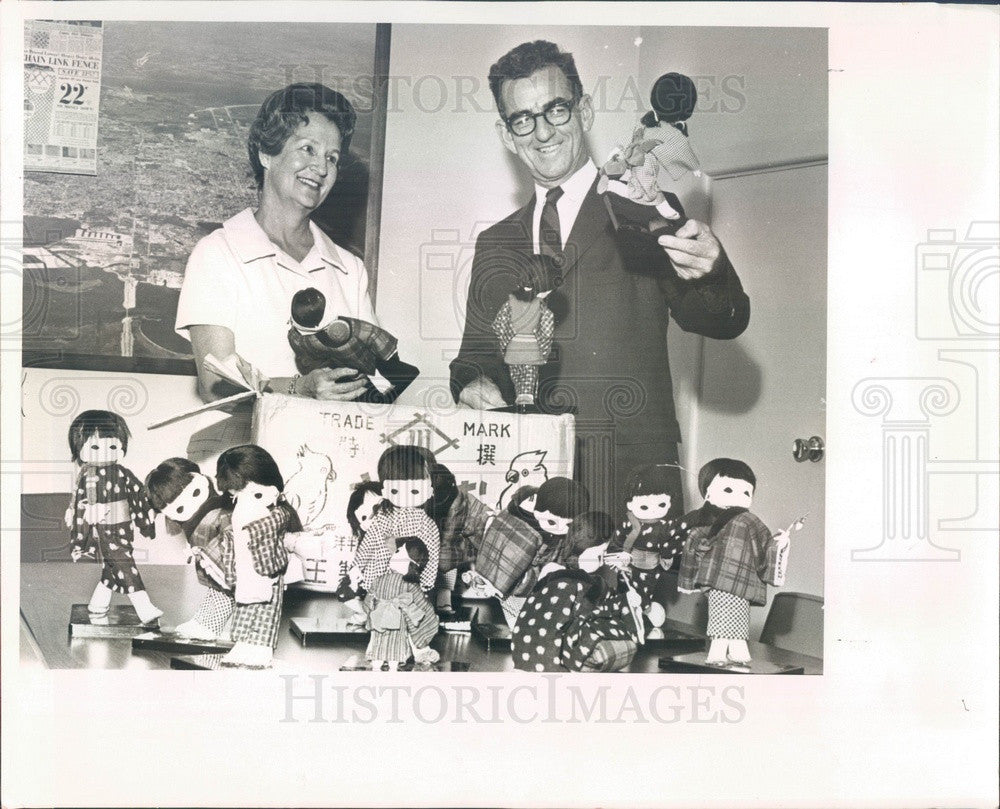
left=449, top=40, right=750, bottom=516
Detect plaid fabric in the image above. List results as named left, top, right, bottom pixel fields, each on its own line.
left=438, top=491, right=493, bottom=572
left=244, top=506, right=291, bottom=577
left=190, top=507, right=233, bottom=590
left=192, top=587, right=235, bottom=636
left=288, top=317, right=397, bottom=376
left=678, top=511, right=775, bottom=606
left=475, top=511, right=542, bottom=598
left=580, top=639, right=637, bottom=672
left=230, top=579, right=283, bottom=649
left=355, top=507, right=440, bottom=592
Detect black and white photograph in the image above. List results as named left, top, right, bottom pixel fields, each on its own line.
left=1, top=2, right=997, bottom=808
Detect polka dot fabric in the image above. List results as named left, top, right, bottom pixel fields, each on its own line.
left=512, top=571, right=638, bottom=672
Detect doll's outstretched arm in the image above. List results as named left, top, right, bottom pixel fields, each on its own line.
left=122, top=466, right=157, bottom=538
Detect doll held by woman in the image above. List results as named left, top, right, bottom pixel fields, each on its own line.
left=288, top=287, right=419, bottom=405
left=364, top=538, right=441, bottom=671
left=67, top=410, right=161, bottom=624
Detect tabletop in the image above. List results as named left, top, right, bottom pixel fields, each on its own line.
left=21, top=563, right=822, bottom=674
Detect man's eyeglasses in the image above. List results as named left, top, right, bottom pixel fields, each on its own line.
left=504, top=98, right=576, bottom=137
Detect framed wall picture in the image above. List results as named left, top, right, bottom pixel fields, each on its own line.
left=22, top=20, right=390, bottom=375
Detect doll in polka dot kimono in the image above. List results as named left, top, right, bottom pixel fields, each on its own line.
left=364, top=538, right=440, bottom=671
left=606, top=464, right=689, bottom=637
left=67, top=410, right=161, bottom=624
left=512, top=555, right=641, bottom=673
left=353, top=446, right=440, bottom=594
left=678, top=458, right=790, bottom=666
left=145, top=457, right=233, bottom=640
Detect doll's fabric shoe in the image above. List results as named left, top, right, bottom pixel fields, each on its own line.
left=726, top=639, right=752, bottom=664
left=412, top=646, right=440, bottom=665
left=174, top=618, right=217, bottom=640
left=645, top=602, right=666, bottom=628
left=222, top=641, right=273, bottom=668
left=88, top=582, right=113, bottom=616
left=129, top=591, right=163, bottom=625
left=705, top=638, right=729, bottom=665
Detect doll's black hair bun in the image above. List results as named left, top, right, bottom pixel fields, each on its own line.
left=641, top=72, right=697, bottom=128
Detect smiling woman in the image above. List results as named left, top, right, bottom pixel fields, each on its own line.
left=175, top=83, right=381, bottom=413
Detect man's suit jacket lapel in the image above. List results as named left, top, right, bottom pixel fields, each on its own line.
left=561, top=177, right=610, bottom=278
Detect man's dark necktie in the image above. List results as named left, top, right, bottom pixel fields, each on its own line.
left=539, top=185, right=564, bottom=262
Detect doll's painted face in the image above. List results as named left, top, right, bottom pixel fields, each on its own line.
left=388, top=545, right=413, bottom=577
left=534, top=509, right=572, bottom=536
left=354, top=489, right=382, bottom=534
left=230, top=481, right=279, bottom=512
left=704, top=475, right=754, bottom=509
left=77, top=433, right=123, bottom=466
left=161, top=473, right=212, bottom=522
left=627, top=493, right=671, bottom=521
left=383, top=478, right=432, bottom=509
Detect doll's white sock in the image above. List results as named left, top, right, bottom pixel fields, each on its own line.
left=87, top=582, right=112, bottom=615
left=370, top=659, right=385, bottom=671
left=174, top=618, right=217, bottom=640
left=727, top=639, right=751, bottom=664
left=128, top=589, right=163, bottom=624
left=385, top=661, right=398, bottom=672
left=706, top=638, right=728, bottom=664
left=646, top=602, right=666, bottom=628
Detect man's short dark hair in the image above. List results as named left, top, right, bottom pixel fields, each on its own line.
left=488, top=40, right=584, bottom=118
left=247, top=82, right=356, bottom=190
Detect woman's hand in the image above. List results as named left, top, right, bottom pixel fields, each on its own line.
left=299, top=367, right=369, bottom=401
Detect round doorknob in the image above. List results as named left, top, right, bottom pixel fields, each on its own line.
left=793, top=436, right=824, bottom=462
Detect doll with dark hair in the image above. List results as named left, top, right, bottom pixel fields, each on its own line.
left=416, top=458, right=494, bottom=615
left=512, top=564, right=640, bottom=673
left=145, top=457, right=233, bottom=638
left=607, top=464, right=689, bottom=635
left=288, top=286, right=419, bottom=404
left=66, top=409, right=161, bottom=623
left=335, top=479, right=385, bottom=605
left=363, top=537, right=441, bottom=671
left=472, top=477, right=590, bottom=629
left=597, top=72, right=700, bottom=244
left=352, top=446, right=440, bottom=593
left=491, top=253, right=563, bottom=409
left=209, top=445, right=299, bottom=667
left=678, top=458, right=790, bottom=666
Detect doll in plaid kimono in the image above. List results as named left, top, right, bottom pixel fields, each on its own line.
left=492, top=253, right=563, bottom=408
left=607, top=464, right=689, bottom=637
left=214, top=445, right=300, bottom=668
left=421, top=458, right=493, bottom=615
left=678, top=458, right=789, bottom=666
left=364, top=538, right=440, bottom=671
left=289, top=287, right=419, bottom=405
left=471, top=478, right=590, bottom=629
left=598, top=72, right=700, bottom=243
left=512, top=565, right=640, bottom=673
left=66, top=410, right=161, bottom=624
left=145, top=457, right=234, bottom=639
left=353, top=446, right=440, bottom=594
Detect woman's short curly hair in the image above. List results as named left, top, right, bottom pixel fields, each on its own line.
left=247, top=82, right=357, bottom=190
